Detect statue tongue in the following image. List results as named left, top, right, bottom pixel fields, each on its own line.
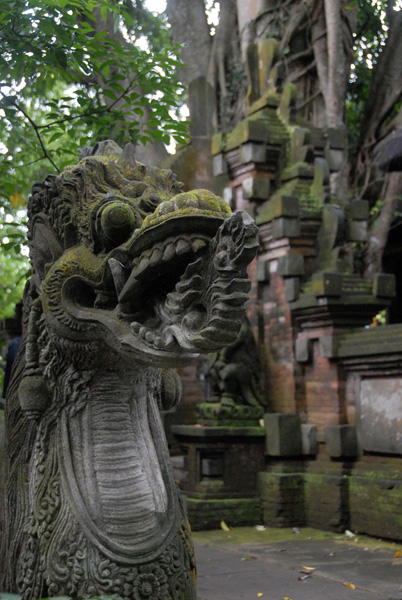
left=58, top=370, right=178, bottom=564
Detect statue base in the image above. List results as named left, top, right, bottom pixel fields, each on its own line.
left=172, top=424, right=265, bottom=529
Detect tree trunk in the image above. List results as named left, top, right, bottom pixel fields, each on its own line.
left=166, top=0, right=211, bottom=86
left=365, top=172, right=402, bottom=279
left=354, top=9, right=402, bottom=190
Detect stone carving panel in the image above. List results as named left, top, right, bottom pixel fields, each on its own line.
left=360, top=378, right=402, bottom=454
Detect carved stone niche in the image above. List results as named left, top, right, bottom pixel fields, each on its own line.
left=0, top=140, right=258, bottom=600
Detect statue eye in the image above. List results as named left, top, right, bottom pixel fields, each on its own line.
left=99, top=201, right=137, bottom=245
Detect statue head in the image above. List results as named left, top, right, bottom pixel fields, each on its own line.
left=26, top=140, right=259, bottom=371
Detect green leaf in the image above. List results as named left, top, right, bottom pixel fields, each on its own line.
left=100, top=6, right=108, bottom=22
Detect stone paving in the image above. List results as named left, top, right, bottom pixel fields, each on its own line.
left=193, top=526, right=402, bottom=600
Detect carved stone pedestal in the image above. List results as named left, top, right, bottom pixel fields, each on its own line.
left=172, top=425, right=265, bottom=530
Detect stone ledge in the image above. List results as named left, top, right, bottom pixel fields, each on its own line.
left=172, top=425, right=266, bottom=439
left=186, top=497, right=262, bottom=530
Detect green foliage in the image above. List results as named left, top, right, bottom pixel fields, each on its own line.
left=0, top=0, right=187, bottom=319
left=0, top=209, right=28, bottom=319
left=346, top=0, right=386, bottom=156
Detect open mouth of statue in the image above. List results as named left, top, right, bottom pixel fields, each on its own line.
left=61, top=191, right=258, bottom=361
left=114, top=230, right=215, bottom=352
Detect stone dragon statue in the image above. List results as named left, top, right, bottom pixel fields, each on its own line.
left=0, top=141, right=258, bottom=600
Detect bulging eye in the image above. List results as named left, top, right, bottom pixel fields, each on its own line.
left=99, top=201, right=136, bottom=245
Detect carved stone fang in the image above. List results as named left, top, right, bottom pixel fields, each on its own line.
left=108, top=258, right=130, bottom=296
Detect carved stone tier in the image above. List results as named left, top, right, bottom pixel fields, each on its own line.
left=172, top=425, right=265, bottom=529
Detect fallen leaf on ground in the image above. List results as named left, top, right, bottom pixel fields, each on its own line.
left=257, top=593, right=263, bottom=597
left=298, top=574, right=311, bottom=581
left=241, top=556, right=257, bottom=561
left=343, top=582, right=356, bottom=589
left=301, top=566, right=316, bottom=571
left=344, top=529, right=355, bottom=538
left=292, top=527, right=301, bottom=534
left=283, top=597, right=292, bottom=600
left=220, top=520, right=230, bottom=532
left=394, top=550, right=402, bottom=558
left=255, top=525, right=266, bottom=531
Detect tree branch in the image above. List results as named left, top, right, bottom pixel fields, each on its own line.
left=0, top=91, right=60, bottom=173
left=36, top=77, right=139, bottom=131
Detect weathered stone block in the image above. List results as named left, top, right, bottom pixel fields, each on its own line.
left=319, top=335, right=339, bottom=358
left=256, top=194, right=299, bottom=225
left=241, top=142, right=266, bottom=164
left=187, top=497, right=262, bottom=530
left=278, top=82, right=296, bottom=124
left=295, top=338, right=312, bottom=364
left=257, top=472, right=305, bottom=527
left=213, top=153, right=228, bottom=176
left=301, top=424, right=318, bottom=455
left=360, top=377, right=402, bottom=453
left=285, top=277, right=300, bottom=302
left=304, top=473, right=348, bottom=532
left=324, top=425, right=358, bottom=458
left=211, top=132, right=224, bottom=156
left=274, top=195, right=299, bottom=217
left=258, top=38, right=279, bottom=97
left=242, top=176, right=270, bottom=201
left=311, top=157, right=330, bottom=202
left=264, top=413, right=302, bottom=456
left=256, top=259, right=270, bottom=283
left=313, top=272, right=343, bottom=297
left=272, top=217, right=300, bottom=239
left=223, top=186, right=235, bottom=205
left=226, top=119, right=270, bottom=151
left=347, top=220, right=367, bottom=242
left=349, top=476, right=402, bottom=541
left=373, top=273, right=396, bottom=298
left=245, top=43, right=260, bottom=107
left=277, top=254, right=304, bottom=277
left=350, top=199, right=369, bottom=220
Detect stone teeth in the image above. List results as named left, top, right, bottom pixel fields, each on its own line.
left=145, top=331, right=155, bottom=343
left=191, top=238, right=207, bottom=253
left=149, top=247, right=163, bottom=267
left=165, top=292, right=182, bottom=313
left=135, top=254, right=150, bottom=278
left=176, top=238, right=191, bottom=255
left=163, top=242, right=176, bottom=262
left=153, top=332, right=176, bottom=350
left=131, top=322, right=141, bottom=334
left=139, top=326, right=147, bottom=339
left=164, top=332, right=176, bottom=349
left=154, top=336, right=165, bottom=349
